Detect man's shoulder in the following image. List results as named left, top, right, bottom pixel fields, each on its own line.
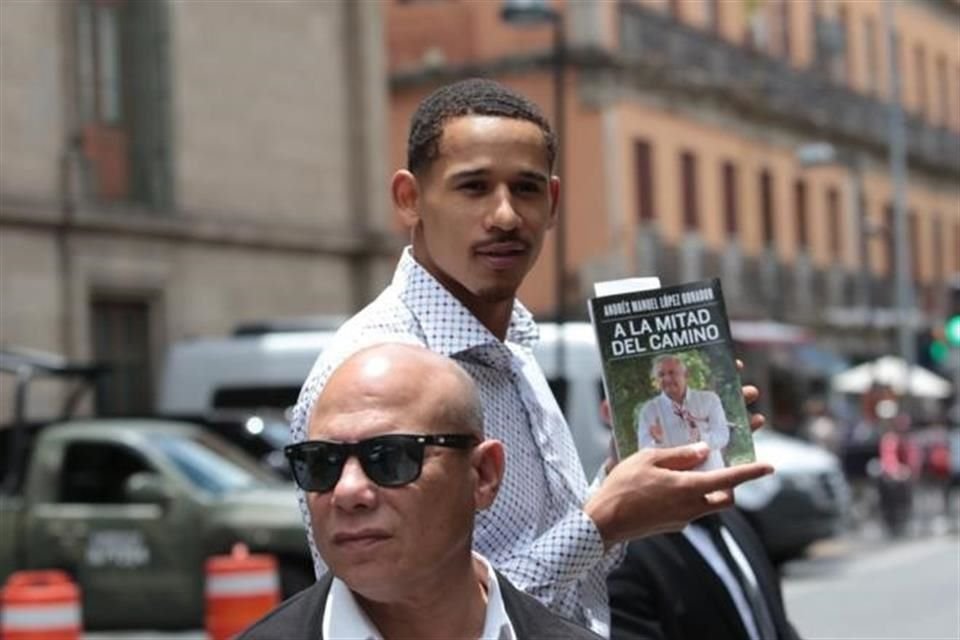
left=237, top=578, right=329, bottom=639
left=496, top=571, right=604, bottom=640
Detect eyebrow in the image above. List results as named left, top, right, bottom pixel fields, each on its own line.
left=447, top=168, right=549, bottom=184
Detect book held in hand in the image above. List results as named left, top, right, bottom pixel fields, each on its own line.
left=588, top=277, right=756, bottom=471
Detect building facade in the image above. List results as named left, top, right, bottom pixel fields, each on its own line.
left=387, top=0, right=960, bottom=427
left=0, top=0, right=397, bottom=421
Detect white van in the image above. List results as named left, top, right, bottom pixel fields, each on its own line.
left=157, top=320, right=609, bottom=471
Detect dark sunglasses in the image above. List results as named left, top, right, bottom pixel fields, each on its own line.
left=284, top=433, right=479, bottom=493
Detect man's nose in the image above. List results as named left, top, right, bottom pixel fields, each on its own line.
left=485, top=185, right=520, bottom=231
left=331, top=457, right=377, bottom=510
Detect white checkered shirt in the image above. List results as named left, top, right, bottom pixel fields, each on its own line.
left=290, top=248, right=623, bottom=636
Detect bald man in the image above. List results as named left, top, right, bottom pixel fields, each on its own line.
left=241, top=344, right=601, bottom=639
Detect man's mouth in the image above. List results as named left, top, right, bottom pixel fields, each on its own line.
left=475, top=241, right=530, bottom=269
left=332, top=530, right=391, bottom=549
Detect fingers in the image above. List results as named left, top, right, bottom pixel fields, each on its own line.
left=749, top=412, right=766, bottom=432
left=651, top=443, right=710, bottom=471
left=692, top=462, right=774, bottom=493
left=702, top=489, right=735, bottom=510
left=741, top=384, right=759, bottom=405
left=735, top=359, right=744, bottom=371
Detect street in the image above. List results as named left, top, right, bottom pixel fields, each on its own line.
left=783, top=519, right=960, bottom=640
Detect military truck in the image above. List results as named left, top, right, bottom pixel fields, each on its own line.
left=0, top=350, right=312, bottom=630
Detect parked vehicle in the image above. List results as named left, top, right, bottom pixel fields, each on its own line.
left=156, top=319, right=851, bottom=561
left=0, top=419, right=311, bottom=630
left=0, top=348, right=312, bottom=630
left=735, top=429, right=851, bottom=562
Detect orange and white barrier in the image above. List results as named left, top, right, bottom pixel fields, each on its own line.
left=205, top=543, right=280, bottom=640
left=0, top=570, right=82, bottom=640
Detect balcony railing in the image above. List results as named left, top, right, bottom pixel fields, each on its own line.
left=617, top=1, right=960, bottom=175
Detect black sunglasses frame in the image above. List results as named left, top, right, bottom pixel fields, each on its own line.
left=284, top=433, right=479, bottom=493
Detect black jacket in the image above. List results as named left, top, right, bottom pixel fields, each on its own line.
left=608, top=509, right=801, bottom=640
left=240, top=569, right=603, bottom=639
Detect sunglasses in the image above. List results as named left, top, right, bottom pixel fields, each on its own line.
left=284, top=433, right=479, bottom=493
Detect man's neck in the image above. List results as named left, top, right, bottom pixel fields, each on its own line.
left=356, top=558, right=488, bottom=640
left=667, top=389, right=687, bottom=404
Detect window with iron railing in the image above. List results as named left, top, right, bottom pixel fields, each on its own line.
left=75, top=0, right=171, bottom=209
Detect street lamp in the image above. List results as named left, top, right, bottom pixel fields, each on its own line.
left=500, top=0, right=568, bottom=372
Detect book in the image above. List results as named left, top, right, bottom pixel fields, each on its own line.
left=588, top=277, right=756, bottom=470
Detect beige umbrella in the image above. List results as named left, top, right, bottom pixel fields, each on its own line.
left=831, top=355, right=953, bottom=398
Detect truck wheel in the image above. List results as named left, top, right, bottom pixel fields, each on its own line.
left=278, top=557, right=315, bottom=597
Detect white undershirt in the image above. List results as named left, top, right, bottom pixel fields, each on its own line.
left=322, top=553, right=516, bottom=640
left=682, top=523, right=763, bottom=640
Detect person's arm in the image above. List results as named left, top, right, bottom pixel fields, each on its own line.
left=490, top=507, right=623, bottom=605
left=636, top=401, right=659, bottom=449
left=704, top=392, right=730, bottom=450
left=584, top=444, right=773, bottom=548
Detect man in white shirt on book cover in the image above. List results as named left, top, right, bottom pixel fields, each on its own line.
left=636, top=355, right=730, bottom=471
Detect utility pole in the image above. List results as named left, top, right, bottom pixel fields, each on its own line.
left=882, top=1, right=915, bottom=375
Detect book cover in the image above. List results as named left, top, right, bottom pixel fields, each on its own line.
left=588, top=277, right=756, bottom=470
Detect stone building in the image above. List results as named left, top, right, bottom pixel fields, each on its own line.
left=0, top=0, right=396, bottom=420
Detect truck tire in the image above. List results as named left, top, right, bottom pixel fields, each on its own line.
left=278, top=557, right=315, bottom=598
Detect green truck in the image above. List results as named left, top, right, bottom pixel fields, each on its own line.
left=0, top=351, right=312, bottom=630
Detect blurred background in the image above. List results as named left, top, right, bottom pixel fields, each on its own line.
left=1, top=0, right=958, bottom=638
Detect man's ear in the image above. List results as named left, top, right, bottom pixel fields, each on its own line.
left=392, top=169, right=420, bottom=230
left=473, top=439, right=505, bottom=511
left=546, top=175, right=560, bottom=230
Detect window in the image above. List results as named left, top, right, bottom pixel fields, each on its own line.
left=794, top=178, right=808, bottom=250
left=722, top=161, right=738, bottom=236
left=936, top=55, right=949, bottom=127
left=836, top=5, right=850, bottom=83
left=75, top=0, right=171, bottom=208
left=884, top=203, right=895, bottom=275
left=914, top=45, right=928, bottom=118
left=59, top=442, right=151, bottom=504
left=864, top=16, right=879, bottom=95
left=909, top=211, right=920, bottom=281
left=932, top=215, right=943, bottom=282
left=778, top=0, right=792, bottom=61
left=635, top=140, right=655, bottom=221
left=706, top=0, right=722, bottom=35
left=760, top=169, right=775, bottom=247
left=680, top=151, right=699, bottom=231
left=668, top=0, right=682, bottom=21
left=91, top=297, right=154, bottom=416
left=826, top=186, right=842, bottom=260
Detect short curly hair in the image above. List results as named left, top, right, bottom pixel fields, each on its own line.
left=406, top=78, right=557, bottom=176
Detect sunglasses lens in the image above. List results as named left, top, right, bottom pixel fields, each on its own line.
left=289, top=444, right=344, bottom=492
left=362, top=437, right=423, bottom=487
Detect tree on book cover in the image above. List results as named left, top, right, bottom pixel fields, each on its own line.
left=588, top=278, right=756, bottom=471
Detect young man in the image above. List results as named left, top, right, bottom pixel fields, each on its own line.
left=636, top=355, right=730, bottom=471
left=243, top=344, right=600, bottom=639
left=290, top=78, right=772, bottom=635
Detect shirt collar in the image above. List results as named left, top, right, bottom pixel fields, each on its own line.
left=392, top=247, right=539, bottom=356
left=321, top=552, right=517, bottom=640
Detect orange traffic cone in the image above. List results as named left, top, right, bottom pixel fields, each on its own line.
left=205, top=543, right=280, bottom=640
left=0, top=570, right=82, bottom=640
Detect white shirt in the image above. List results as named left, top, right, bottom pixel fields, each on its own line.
left=682, top=523, right=763, bottom=640
left=323, top=554, right=516, bottom=640
left=635, top=388, right=730, bottom=470
left=292, top=248, right=621, bottom=636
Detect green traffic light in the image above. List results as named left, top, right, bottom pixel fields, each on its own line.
left=929, top=340, right=949, bottom=364
left=947, top=315, right=960, bottom=347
